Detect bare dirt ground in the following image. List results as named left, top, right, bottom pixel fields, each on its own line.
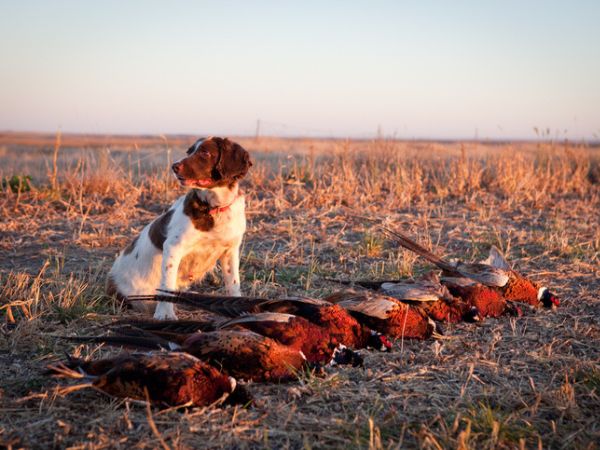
left=1, top=134, right=599, bottom=449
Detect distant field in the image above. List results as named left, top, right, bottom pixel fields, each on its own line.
left=1, top=132, right=598, bottom=449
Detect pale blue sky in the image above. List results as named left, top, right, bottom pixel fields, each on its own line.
left=1, top=1, right=598, bottom=139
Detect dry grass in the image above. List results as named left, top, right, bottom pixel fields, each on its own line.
left=0, top=133, right=599, bottom=449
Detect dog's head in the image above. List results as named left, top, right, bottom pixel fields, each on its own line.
left=172, top=137, right=252, bottom=189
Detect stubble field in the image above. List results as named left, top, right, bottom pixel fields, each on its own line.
left=0, top=133, right=599, bottom=449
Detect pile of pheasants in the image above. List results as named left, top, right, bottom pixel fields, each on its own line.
left=48, top=229, right=560, bottom=408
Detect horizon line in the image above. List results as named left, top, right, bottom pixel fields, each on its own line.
left=2, top=129, right=598, bottom=146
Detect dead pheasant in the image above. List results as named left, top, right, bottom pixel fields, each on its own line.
left=333, top=275, right=520, bottom=320
left=323, top=290, right=438, bottom=338
left=61, top=329, right=314, bottom=383
left=383, top=228, right=560, bottom=309
left=127, top=292, right=393, bottom=352
left=327, top=275, right=480, bottom=323
left=112, top=312, right=364, bottom=367
left=439, top=277, right=522, bottom=318
left=46, top=352, right=252, bottom=408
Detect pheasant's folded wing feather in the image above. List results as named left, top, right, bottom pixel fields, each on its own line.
left=218, top=312, right=296, bottom=328
left=380, top=283, right=442, bottom=302
left=336, top=296, right=397, bottom=320
left=455, top=263, right=509, bottom=287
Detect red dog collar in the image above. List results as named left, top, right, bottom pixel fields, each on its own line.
left=208, top=191, right=241, bottom=215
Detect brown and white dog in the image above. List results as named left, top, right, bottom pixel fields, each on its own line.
left=107, top=137, right=252, bottom=319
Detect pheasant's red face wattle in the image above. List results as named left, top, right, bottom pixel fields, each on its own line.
left=379, top=335, right=393, bottom=351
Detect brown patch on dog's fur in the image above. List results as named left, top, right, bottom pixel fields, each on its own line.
left=183, top=190, right=215, bottom=232
left=148, top=209, right=174, bottom=250
left=123, top=235, right=139, bottom=256
left=211, top=138, right=252, bottom=187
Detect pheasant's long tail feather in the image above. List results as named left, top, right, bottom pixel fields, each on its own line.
left=382, top=227, right=456, bottom=273
left=324, top=278, right=396, bottom=290
left=55, top=334, right=175, bottom=350
left=322, top=278, right=353, bottom=286
left=46, top=362, right=88, bottom=379
left=110, top=325, right=192, bottom=345
left=110, top=318, right=216, bottom=333
left=126, top=291, right=271, bottom=317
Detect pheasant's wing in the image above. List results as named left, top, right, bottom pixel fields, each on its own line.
left=455, top=262, right=510, bottom=287
left=322, top=290, right=365, bottom=304
left=440, top=275, right=479, bottom=287
left=336, top=295, right=397, bottom=320
left=481, top=246, right=511, bottom=270
left=217, top=312, right=296, bottom=329
left=379, top=282, right=442, bottom=302
left=280, top=296, right=332, bottom=306
left=324, top=278, right=402, bottom=290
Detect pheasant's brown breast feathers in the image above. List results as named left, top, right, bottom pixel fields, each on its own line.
left=419, top=296, right=471, bottom=323
left=447, top=283, right=508, bottom=318
left=503, top=273, right=540, bottom=305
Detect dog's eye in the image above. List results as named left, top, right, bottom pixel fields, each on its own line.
left=199, top=150, right=211, bottom=158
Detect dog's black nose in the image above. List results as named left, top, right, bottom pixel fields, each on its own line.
left=172, top=162, right=182, bottom=174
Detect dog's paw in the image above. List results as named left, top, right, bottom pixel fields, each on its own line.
left=227, top=287, right=242, bottom=297
left=153, top=302, right=178, bottom=320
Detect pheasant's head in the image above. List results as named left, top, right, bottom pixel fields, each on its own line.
left=330, top=344, right=364, bottom=367
left=463, top=306, right=482, bottom=322
left=367, top=331, right=393, bottom=352
left=224, top=377, right=254, bottom=407
left=538, top=287, right=560, bottom=309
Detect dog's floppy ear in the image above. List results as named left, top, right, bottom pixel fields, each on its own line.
left=214, top=138, right=252, bottom=182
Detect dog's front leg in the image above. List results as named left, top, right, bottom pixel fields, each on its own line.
left=154, top=244, right=184, bottom=320
left=220, top=243, right=242, bottom=297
